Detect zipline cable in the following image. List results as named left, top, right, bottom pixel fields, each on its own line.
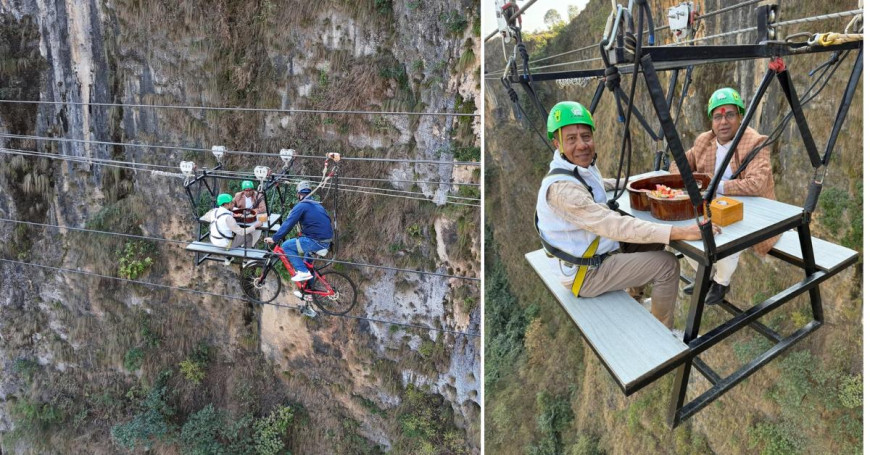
left=0, top=148, right=480, bottom=206
left=0, top=99, right=479, bottom=117
left=489, top=7, right=860, bottom=74
left=0, top=217, right=480, bottom=281
left=0, top=133, right=479, bottom=166
left=0, top=257, right=479, bottom=337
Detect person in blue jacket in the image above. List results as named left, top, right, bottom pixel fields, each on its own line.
left=264, top=181, right=334, bottom=282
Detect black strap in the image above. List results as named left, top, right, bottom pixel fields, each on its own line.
left=212, top=212, right=234, bottom=239
left=534, top=212, right=611, bottom=267
left=547, top=167, right=593, bottom=193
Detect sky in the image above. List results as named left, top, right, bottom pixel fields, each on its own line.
left=483, top=0, right=592, bottom=35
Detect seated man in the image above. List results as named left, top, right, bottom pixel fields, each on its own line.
left=265, top=181, right=334, bottom=283
left=669, top=87, right=776, bottom=305
left=209, top=193, right=263, bottom=250
left=232, top=180, right=267, bottom=218
left=536, top=101, right=717, bottom=330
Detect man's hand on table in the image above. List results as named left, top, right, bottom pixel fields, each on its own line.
left=670, top=223, right=721, bottom=241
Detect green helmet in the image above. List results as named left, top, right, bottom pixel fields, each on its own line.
left=241, top=180, right=255, bottom=190
left=707, top=88, right=745, bottom=118
left=217, top=193, right=233, bottom=206
left=547, top=101, right=595, bottom=140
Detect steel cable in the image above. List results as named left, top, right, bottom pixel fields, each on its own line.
left=0, top=133, right=479, bottom=166
left=0, top=217, right=480, bottom=280
left=0, top=147, right=479, bottom=206
left=0, top=257, right=479, bottom=337
left=0, top=99, right=478, bottom=117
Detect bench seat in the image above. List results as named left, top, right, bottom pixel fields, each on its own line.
left=769, top=230, right=858, bottom=273
left=185, top=241, right=269, bottom=261
left=526, top=249, right=689, bottom=394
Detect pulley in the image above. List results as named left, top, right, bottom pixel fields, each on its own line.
left=211, top=145, right=225, bottom=163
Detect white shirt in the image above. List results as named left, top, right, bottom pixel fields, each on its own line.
left=714, top=140, right=734, bottom=194
left=244, top=196, right=253, bottom=209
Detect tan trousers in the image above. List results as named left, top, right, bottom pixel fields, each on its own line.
left=578, top=243, right=679, bottom=328
left=230, top=230, right=261, bottom=249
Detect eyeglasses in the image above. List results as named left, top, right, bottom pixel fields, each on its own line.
left=712, top=111, right=738, bottom=122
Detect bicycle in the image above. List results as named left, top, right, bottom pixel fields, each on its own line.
left=239, top=243, right=357, bottom=315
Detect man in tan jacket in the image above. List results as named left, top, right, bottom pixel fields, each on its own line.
left=669, top=87, right=776, bottom=305
left=232, top=180, right=267, bottom=217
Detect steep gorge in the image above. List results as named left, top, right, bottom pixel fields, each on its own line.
left=485, top=1, right=861, bottom=453
left=0, top=1, right=480, bottom=453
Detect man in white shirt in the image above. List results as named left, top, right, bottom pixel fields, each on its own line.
left=210, top=193, right=263, bottom=250
left=536, top=101, right=716, bottom=329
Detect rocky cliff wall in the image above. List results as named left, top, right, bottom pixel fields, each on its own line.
left=0, top=1, right=480, bottom=453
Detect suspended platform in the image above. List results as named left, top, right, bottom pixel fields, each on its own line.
left=527, top=172, right=858, bottom=426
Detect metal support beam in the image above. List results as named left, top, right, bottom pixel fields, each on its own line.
left=668, top=262, right=714, bottom=424
left=640, top=54, right=716, bottom=258
left=718, top=299, right=783, bottom=343
left=776, top=69, right=821, bottom=168
left=514, top=42, right=861, bottom=83
left=692, top=357, right=722, bottom=385
left=689, top=270, right=826, bottom=356
left=821, top=48, right=862, bottom=166
left=797, top=223, right=824, bottom=323
left=674, top=320, right=821, bottom=426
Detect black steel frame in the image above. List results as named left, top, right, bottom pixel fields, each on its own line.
left=183, top=164, right=297, bottom=265
left=640, top=43, right=860, bottom=427
left=506, top=29, right=862, bottom=426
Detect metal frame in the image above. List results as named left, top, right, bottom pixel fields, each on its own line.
left=510, top=41, right=861, bottom=83
left=504, top=18, right=863, bottom=426
left=183, top=164, right=297, bottom=266
left=636, top=42, right=861, bottom=427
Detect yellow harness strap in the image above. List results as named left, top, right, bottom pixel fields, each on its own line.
left=571, top=236, right=600, bottom=296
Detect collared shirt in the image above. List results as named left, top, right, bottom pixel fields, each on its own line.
left=714, top=140, right=734, bottom=194
left=546, top=180, right=671, bottom=246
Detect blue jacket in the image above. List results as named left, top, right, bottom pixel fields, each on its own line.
left=272, top=199, right=334, bottom=245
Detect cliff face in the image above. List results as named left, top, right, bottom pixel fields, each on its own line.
left=0, top=1, right=480, bottom=453
left=485, top=1, right=861, bottom=453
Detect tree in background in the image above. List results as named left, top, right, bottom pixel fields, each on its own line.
left=543, top=9, right=564, bottom=29
left=568, top=5, right=581, bottom=20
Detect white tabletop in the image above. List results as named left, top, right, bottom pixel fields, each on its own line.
left=607, top=171, right=802, bottom=257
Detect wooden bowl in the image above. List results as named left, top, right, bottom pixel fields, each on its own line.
left=627, top=173, right=712, bottom=221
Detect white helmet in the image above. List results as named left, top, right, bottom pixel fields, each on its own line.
left=296, top=181, right=312, bottom=193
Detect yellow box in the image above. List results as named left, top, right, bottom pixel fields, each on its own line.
left=710, top=197, right=743, bottom=226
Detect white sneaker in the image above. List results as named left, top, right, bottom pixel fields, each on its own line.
left=293, top=290, right=303, bottom=299
left=223, top=257, right=233, bottom=266
left=291, top=271, right=313, bottom=282
left=300, top=304, right=317, bottom=318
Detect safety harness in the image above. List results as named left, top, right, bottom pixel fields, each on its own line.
left=209, top=210, right=235, bottom=250
left=534, top=167, right=616, bottom=296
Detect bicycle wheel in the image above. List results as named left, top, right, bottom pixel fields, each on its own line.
left=311, top=271, right=357, bottom=315
left=240, top=261, right=282, bottom=304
